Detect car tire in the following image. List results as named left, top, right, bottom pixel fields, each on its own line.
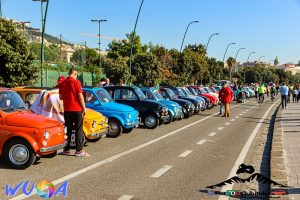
left=144, top=115, right=159, bottom=129
left=4, top=139, right=36, bottom=169
left=123, top=128, right=134, bottom=133
left=107, top=119, right=122, bottom=138
left=163, top=111, right=173, bottom=124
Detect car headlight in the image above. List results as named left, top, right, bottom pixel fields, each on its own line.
left=44, top=131, right=50, bottom=140
left=128, top=113, right=131, bottom=119
left=64, top=127, right=67, bottom=134
left=92, top=120, right=96, bottom=128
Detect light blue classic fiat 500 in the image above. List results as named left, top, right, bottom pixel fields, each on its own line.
left=83, top=87, right=139, bottom=137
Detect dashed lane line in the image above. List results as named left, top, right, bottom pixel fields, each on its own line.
left=208, top=132, right=217, bottom=137
left=197, top=139, right=207, bottom=145
left=178, top=150, right=193, bottom=158
left=150, top=165, right=173, bottom=178
left=118, top=195, right=134, bottom=200
left=217, top=127, right=224, bottom=131
left=225, top=123, right=230, bottom=126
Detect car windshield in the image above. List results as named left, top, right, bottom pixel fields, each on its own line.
left=204, top=88, right=212, bottom=93
left=183, top=88, right=192, bottom=95
left=95, top=89, right=113, bottom=102
left=198, top=89, right=206, bottom=94
left=166, top=89, right=177, bottom=99
left=178, top=88, right=187, bottom=96
left=153, top=90, right=164, bottom=100
left=210, top=88, right=218, bottom=93
left=188, top=88, right=197, bottom=95
left=0, top=91, right=28, bottom=112
left=135, top=88, right=146, bottom=100
left=214, top=87, right=221, bottom=92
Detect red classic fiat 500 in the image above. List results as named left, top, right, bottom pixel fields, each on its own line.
left=0, top=88, right=66, bottom=169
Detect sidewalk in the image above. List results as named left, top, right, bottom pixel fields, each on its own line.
left=272, top=102, right=300, bottom=199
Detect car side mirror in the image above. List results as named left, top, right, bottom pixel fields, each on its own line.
left=93, top=101, right=100, bottom=106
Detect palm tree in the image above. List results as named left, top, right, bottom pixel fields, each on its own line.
left=227, top=57, right=236, bottom=69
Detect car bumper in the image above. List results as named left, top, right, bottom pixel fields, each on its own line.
left=87, top=126, right=109, bottom=139
left=124, top=118, right=140, bottom=129
left=40, top=141, right=67, bottom=153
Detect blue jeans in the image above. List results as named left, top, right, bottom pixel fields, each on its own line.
left=219, top=103, right=224, bottom=114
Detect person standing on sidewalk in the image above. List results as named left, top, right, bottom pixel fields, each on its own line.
left=292, top=84, right=299, bottom=103
left=59, top=67, right=90, bottom=157
left=219, top=83, right=234, bottom=117
left=279, top=82, right=289, bottom=109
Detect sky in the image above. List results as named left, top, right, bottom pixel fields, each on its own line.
left=2, top=0, right=300, bottom=64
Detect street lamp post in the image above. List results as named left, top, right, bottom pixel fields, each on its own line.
left=33, top=0, right=49, bottom=87
left=247, top=51, right=256, bottom=62
left=180, top=20, right=199, bottom=52
left=244, top=51, right=256, bottom=83
left=230, top=47, right=245, bottom=82
left=205, top=32, right=219, bottom=51
left=222, top=42, right=236, bottom=64
left=258, top=55, right=265, bottom=62
left=0, top=0, right=2, bottom=18
left=91, top=19, right=107, bottom=72
left=129, top=0, right=145, bottom=82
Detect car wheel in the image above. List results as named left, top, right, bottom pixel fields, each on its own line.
left=163, top=111, right=173, bottom=124
left=123, top=128, right=134, bottom=133
left=107, top=119, right=122, bottom=138
left=144, top=115, right=159, bottom=129
left=4, top=139, right=36, bottom=169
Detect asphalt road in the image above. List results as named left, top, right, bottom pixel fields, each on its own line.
left=0, top=97, right=280, bottom=200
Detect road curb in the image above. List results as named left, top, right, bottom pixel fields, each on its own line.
left=270, top=104, right=290, bottom=199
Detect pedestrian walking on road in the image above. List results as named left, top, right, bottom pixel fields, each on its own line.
left=219, top=83, right=234, bottom=117
left=59, top=67, right=90, bottom=157
left=292, top=85, right=299, bottom=103
left=279, top=82, right=289, bottom=109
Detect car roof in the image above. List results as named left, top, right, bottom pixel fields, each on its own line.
left=12, top=86, right=52, bottom=92
left=104, top=85, right=139, bottom=90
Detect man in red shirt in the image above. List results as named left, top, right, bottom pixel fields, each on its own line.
left=219, top=83, right=234, bottom=117
left=59, top=67, right=90, bottom=157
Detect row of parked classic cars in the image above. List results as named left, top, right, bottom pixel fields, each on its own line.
left=0, top=84, right=253, bottom=169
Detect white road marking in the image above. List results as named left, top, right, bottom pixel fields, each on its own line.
left=102, top=134, right=107, bottom=138
left=208, top=132, right=217, bottom=137
left=179, top=150, right=193, bottom=158
left=225, top=123, right=230, bottom=126
left=11, top=104, right=244, bottom=200
left=230, top=119, right=236, bottom=122
left=217, top=99, right=280, bottom=200
left=217, top=127, right=224, bottom=131
left=239, top=113, right=243, bottom=116
left=118, top=195, right=134, bottom=200
left=235, top=116, right=239, bottom=118
left=246, top=110, right=249, bottom=112
left=243, top=111, right=246, bottom=114
left=150, top=165, right=173, bottom=178
left=197, top=139, right=207, bottom=145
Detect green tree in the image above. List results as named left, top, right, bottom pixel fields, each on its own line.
left=29, top=42, right=60, bottom=63
left=107, top=33, right=146, bottom=60
left=131, top=53, right=162, bottom=86
left=0, top=18, right=37, bottom=87
left=103, top=57, right=132, bottom=84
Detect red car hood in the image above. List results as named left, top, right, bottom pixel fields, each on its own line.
left=5, top=111, right=62, bottom=128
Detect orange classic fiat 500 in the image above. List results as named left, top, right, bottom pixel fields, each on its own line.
left=0, top=88, right=66, bottom=169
